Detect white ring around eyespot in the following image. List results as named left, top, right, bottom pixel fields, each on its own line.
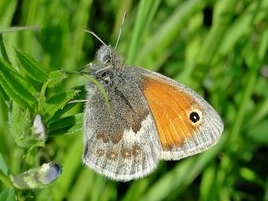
left=187, top=108, right=203, bottom=127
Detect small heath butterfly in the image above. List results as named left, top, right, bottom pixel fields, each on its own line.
left=82, top=28, right=223, bottom=182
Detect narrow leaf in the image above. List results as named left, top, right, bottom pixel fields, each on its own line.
left=0, top=58, right=37, bottom=108
left=48, top=113, right=83, bottom=136
left=44, top=90, right=79, bottom=120
left=16, top=49, right=48, bottom=83
left=0, top=34, right=10, bottom=63
left=47, top=70, right=68, bottom=88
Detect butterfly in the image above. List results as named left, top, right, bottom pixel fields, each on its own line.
left=82, top=30, right=223, bottom=182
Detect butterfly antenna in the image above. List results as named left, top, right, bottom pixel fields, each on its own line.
left=114, top=12, right=127, bottom=51
left=84, top=30, right=108, bottom=47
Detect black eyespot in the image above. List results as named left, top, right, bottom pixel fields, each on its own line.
left=189, top=111, right=200, bottom=123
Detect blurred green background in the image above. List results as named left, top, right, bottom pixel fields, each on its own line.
left=0, top=0, right=268, bottom=200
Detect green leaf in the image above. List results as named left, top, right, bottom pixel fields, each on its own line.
left=48, top=113, right=83, bottom=136
left=9, top=102, right=45, bottom=148
left=44, top=90, right=79, bottom=121
left=0, top=34, right=10, bottom=63
left=0, top=153, right=8, bottom=175
left=47, top=70, right=68, bottom=88
left=16, top=49, right=48, bottom=83
left=0, top=58, right=37, bottom=108
left=0, top=77, right=31, bottom=108
left=45, top=97, right=84, bottom=125
left=247, top=119, right=268, bottom=143
left=0, top=26, right=40, bottom=33
left=0, top=189, right=15, bottom=201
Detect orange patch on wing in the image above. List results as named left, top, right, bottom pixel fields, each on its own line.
left=142, top=76, right=202, bottom=150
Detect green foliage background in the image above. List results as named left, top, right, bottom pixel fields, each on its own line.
left=1, top=0, right=268, bottom=200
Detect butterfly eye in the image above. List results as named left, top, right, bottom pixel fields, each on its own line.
left=188, top=109, right=202, bottom=126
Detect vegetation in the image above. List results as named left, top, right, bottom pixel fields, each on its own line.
left=0, top=0, right=268, bottom=200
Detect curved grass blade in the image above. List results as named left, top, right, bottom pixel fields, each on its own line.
left=0, top=34, right=10, bottom=63
left=0, top=26, right=40, bottom=33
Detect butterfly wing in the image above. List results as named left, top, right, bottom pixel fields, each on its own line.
left=83, top=81, right=161, bottom=181
left=83, top=65, right=223, bottom=181
left=131, top=67, right=223, bottom=160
